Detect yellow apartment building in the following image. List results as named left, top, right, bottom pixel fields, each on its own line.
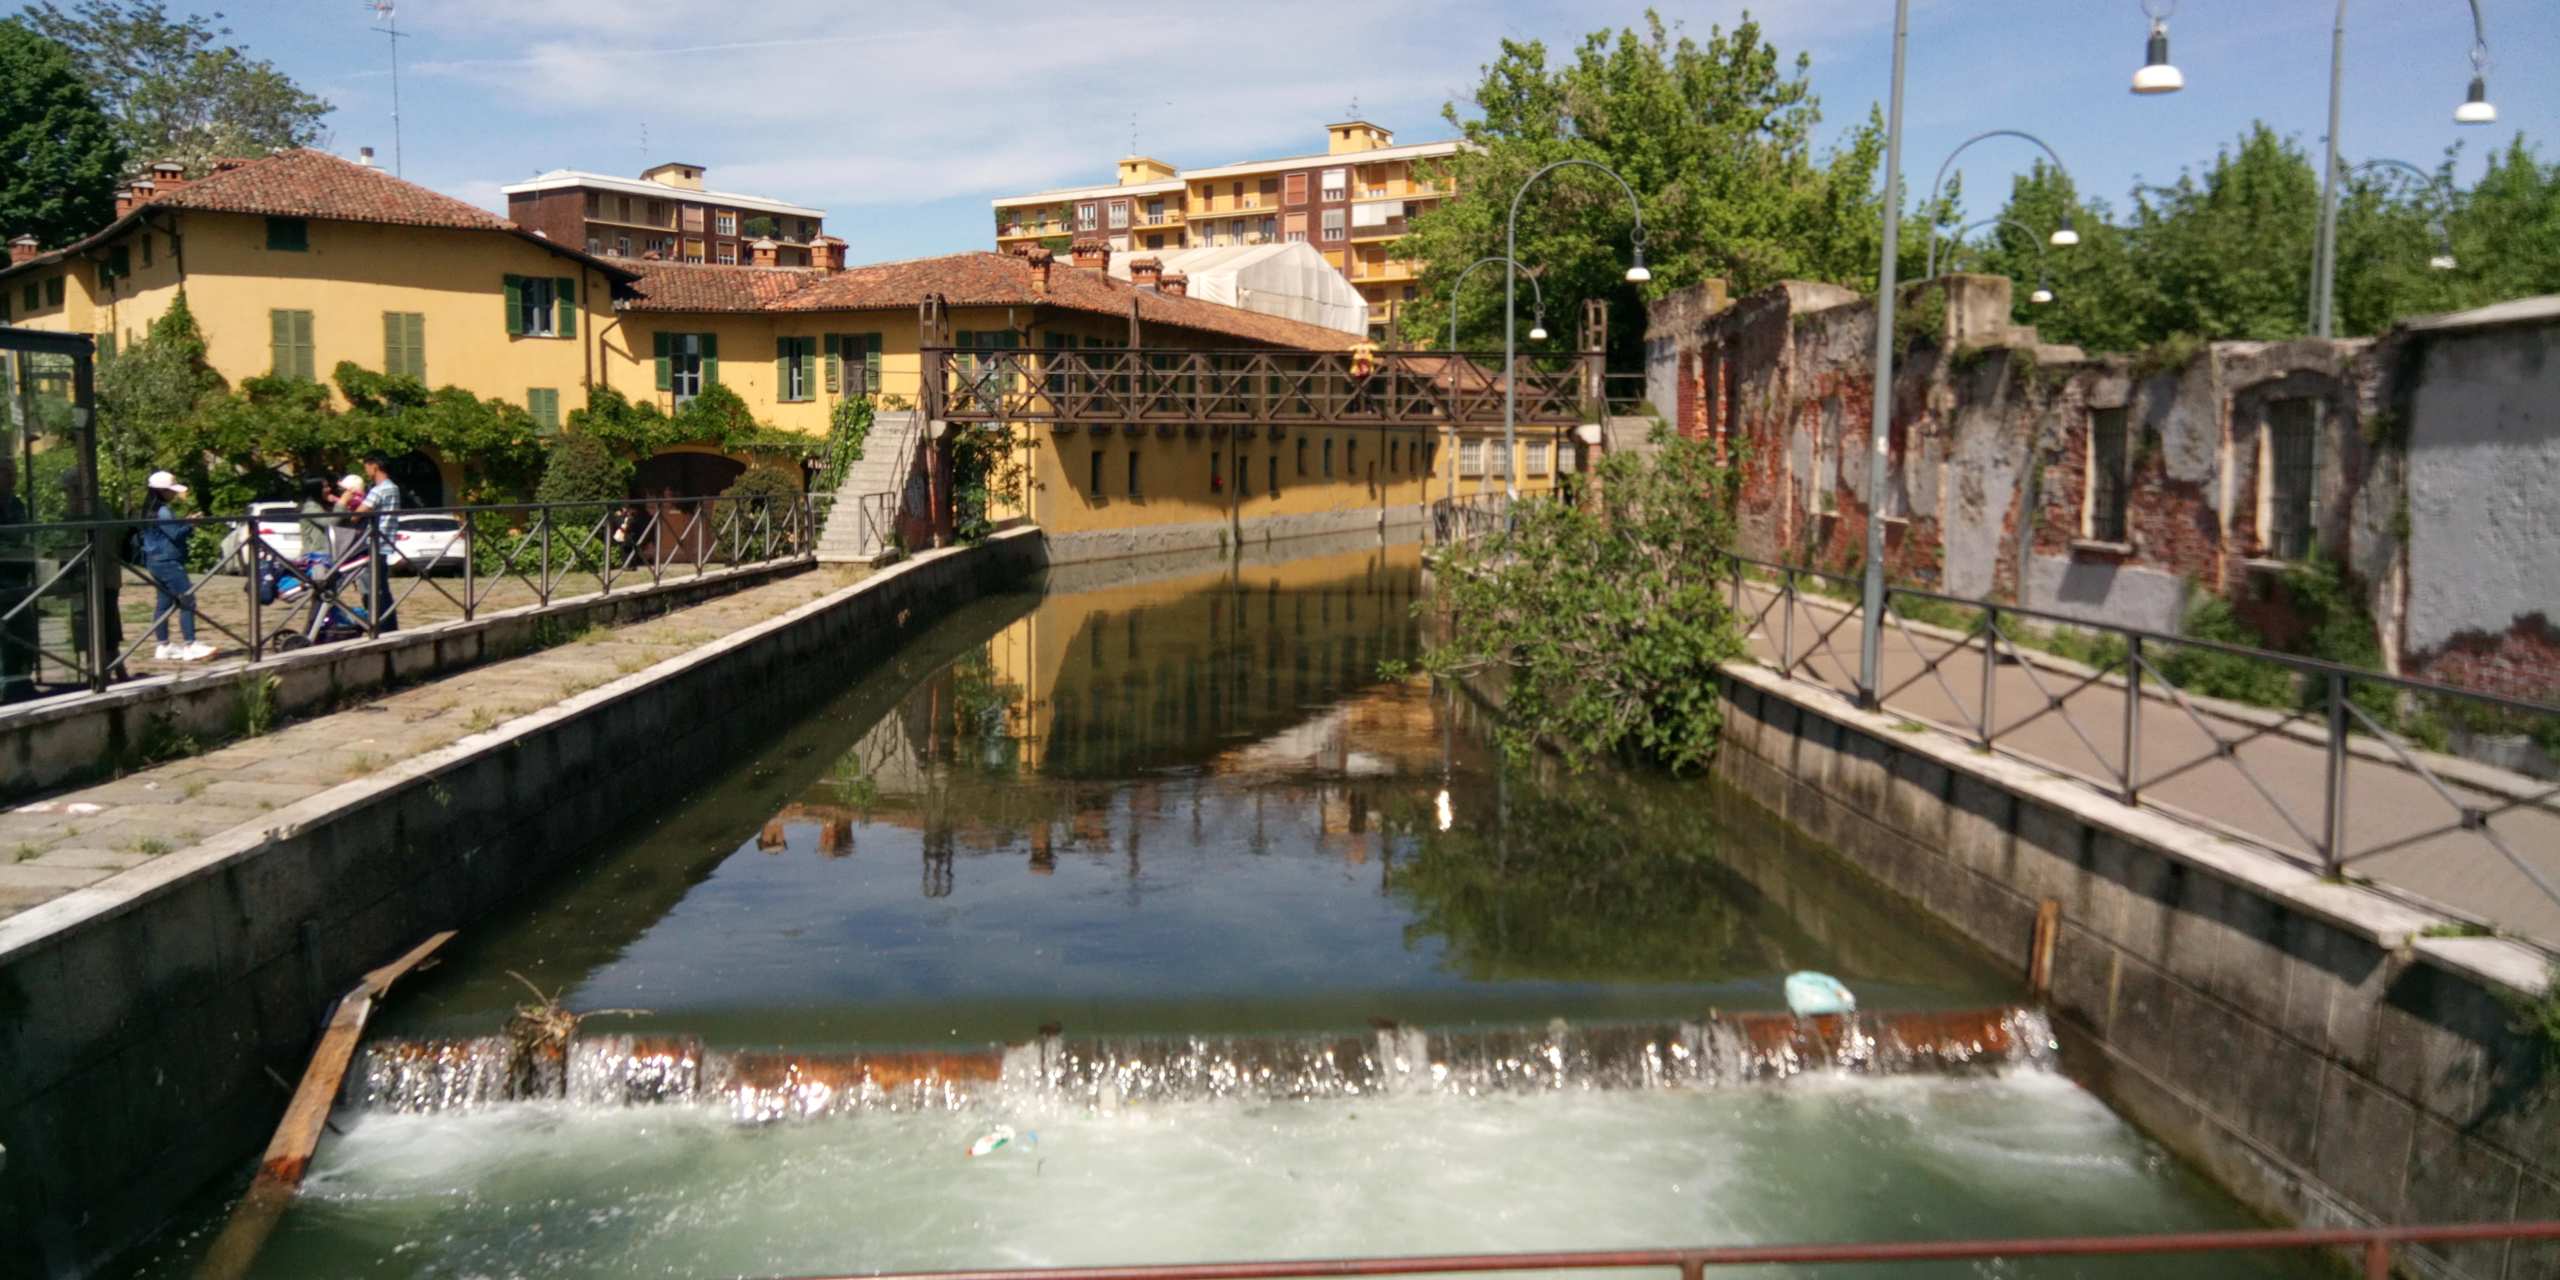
left=990, top=121, right=1462, bottom=342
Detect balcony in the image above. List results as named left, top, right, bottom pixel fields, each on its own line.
left=1348, top=215, right=1412, bottom=242
left=1140, top=210, right=1183, bottom=227
left=998, top=220, right=1070, bottom=241
left=1349, top=256, right=1419, bottom=283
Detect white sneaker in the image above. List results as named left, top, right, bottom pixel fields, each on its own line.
left=153, top=643, right=177, bottom=660
left=177, top=642, right=217, bottom=662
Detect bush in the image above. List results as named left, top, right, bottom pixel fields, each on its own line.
left=535, top=432, right=631, bottom=508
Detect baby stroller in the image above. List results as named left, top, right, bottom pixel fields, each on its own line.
left=260, top=556, right=378, bottom=653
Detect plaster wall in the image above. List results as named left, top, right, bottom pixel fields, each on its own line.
left=2403, top=321, right=2560, bottom=694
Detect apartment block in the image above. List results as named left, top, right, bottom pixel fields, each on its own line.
left=504, top=161, right=827, bottom=267
left=991, top=121, right=1461, bottom=340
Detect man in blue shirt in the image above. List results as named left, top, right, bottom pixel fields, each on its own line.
left=354, top=453, right=403, bottom=632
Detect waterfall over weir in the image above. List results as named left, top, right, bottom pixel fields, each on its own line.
left=353, top=1008, right=2057, bottom=1122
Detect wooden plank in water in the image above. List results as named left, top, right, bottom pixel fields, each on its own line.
left=195, top=929, right=455, bottom=1280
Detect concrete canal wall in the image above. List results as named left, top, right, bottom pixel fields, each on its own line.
left=0, top=532, right=1046, bottom=1280
left=1036, top=501, right=1426, bottom=565
left=1712, top=662, right=2558, bottom=1280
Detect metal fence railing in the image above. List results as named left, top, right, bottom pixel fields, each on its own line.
left=0, top=492, right=824, bottom=706
left=1725, top=553, right=2560, bottom=943
left=1428, top=493, right=1510, bottom=545
left=768, top=1220, right=2560, bottom=1280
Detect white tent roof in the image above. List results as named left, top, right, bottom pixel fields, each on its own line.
left=1105, top=241, right=1368, bottom=336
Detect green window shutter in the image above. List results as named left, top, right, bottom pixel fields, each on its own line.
left=529, top=388, right=559, bottom=434
left=271, top=309, right=293, bottom=377
left=863, top=333, right=882, bottom=393
left=294, top=311, right=315, bottom=381
left=701, top=332, right=719, bottom=385
left=823, top=334, right=842, bottom=394
left=383, top=311, right=401, bottom=373
left=555, top=277, right=577, bottom=338
left=408, top=312, right=426, bottom=380
left=797, top=338, right=815, bottom=401
left=503, top=275, right=524, bottom=336
left=652, top=331, right=671, bottom=390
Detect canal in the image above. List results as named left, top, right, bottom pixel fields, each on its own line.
left=126, top=539, right=2315, bottom=1278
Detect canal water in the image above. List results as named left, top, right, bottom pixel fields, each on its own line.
left=127, top=538, right=2314, bottom=1278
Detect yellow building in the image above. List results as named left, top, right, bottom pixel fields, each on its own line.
left=0, top=149, right=632, bottom=503
left=990, top=121, right=1462, bottom=342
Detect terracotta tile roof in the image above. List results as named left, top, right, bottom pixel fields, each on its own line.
left=1, top=148, right=633, bottom=284
left=624, top=251, right=1358, bottom=351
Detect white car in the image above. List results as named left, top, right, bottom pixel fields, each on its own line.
left=218, top=501, right=305, bottom=570
left=387, top=514, right=468, bottom=573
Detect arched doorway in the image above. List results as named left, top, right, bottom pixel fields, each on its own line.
left=385, top=450, right=445, bottom=508
left=632, top=451, right=744, bottom=500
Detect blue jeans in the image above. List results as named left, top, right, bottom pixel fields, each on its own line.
left=146, top=559, right=196, bottom=643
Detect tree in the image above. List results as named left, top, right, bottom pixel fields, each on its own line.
left=1397, top=10, right=1887, bottom=371
left=94, top=290, right=217, bottom=506
left=2124, top=124, right=2324, bottom=345
left=1970, top=163, right=2153, bottom=354
left=23, top=1, right=328, bottom=174
left=0, top=18, right=124, bottom=247
left=1398, top=433, right=1745, bottom=773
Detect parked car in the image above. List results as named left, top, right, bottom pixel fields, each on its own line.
left=388, top=514, right=467, bottom=573
left=216, top=501, right=304, bottom=571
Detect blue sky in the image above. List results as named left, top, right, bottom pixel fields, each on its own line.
left=48, top=1, right=2552, bottom=261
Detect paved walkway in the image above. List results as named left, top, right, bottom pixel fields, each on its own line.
left=0, top=565, right=869, bottom=921
left=1735, top=584, right=2560, bottom=949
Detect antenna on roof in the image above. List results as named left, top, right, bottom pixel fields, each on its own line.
left=1129, top=112, right=1138, bottom=156
left=363, top=1, right=406, bottom=177
left=1348, top=95, right=1359, bottom=118
left=640, top=121, right=649, bottom=161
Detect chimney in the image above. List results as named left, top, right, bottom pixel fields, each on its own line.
left=128, top=179, right=155, bottom=207
left=357, top=147, right=376, bottom=168
left=1025, top=245, right=1054, bottom=295
left=750, top=237, right=778, bottom=267
left=813, top=235, right=847, bottom=273
left=8, top=235, right=38, bottom=266
left=1070, top=239, right=1108, bottom=271
left=1129, top=256, right=1162, bottom=289
left=150, top=159, right=186, bottom=192
left=114, top=189, right=136, bottom=217
left=1159, top=271, right=1188, bottom=298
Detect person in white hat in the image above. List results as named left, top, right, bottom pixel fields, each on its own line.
left=139, top=470, right=214, bottom=662
left=330, top=474, right=368, bottom=567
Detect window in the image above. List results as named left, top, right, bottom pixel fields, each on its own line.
left=1525, top=441, right=1549, bottom=476
left=528, top=387, right=560, bottom=434
left=1389, top=439, right=1399, bottom=472
left=1211, top=449, right=1222, bottom=493
left=583, top=192, right=601, bottom=217
left=715, top=211, right=737, bottom=236
left=1401, top=285, right=1418, bottom=301
left=504, top=275, right=575, bottom=338
left=2087, top=407, right=2131, bottom=543
left=682, top=206, right=705, bottom=233
left=1284, top=213, right=1308, bottom=243
left=683, top=238, right=704, bottom=262
left=1459, top=438, right=1484, bottom=476
left=1284, top=172, right=1308, bottom=205
left=1297, top=435, right=1309, bottom=476
left=1128, top=450, right=1142, bottom=500
left=382, top=311, right=426, bottom=379
left=1090, top=449, right=1106, bottom=496
left=586, top=237, right=602, bottom=254
left=716, top=242, right=737, bottom=265
left=654, top=331, right=717, bottom=402
left=269, top=309, right=315, bottom=381
left=1145, top=199, right=1165, bottom=225
left=1323, top=436, right=1335, bottom=478
left=1236, top=450, right=1251, bottom=498
left=615, top=234, right=631, bottom=257
left=265, top=217, right=308, bottom=251
left=1267, top=454, right=1278, bottom=497
left=1261, top=217, right=1277, bottom=242
left=1320, top=167, right=1347, bottom=201
left=1321, top=209, right=1346, bottom=242
left=140, top=236, right=151, bottom=267
left=20, top=283, right=37, bottom=311
left=44, top=278, right=63, bottom=306
left=1077, top=202, right=1098, bottom=231
left=776, top=335, right=816, bottom=402
left=2265, top=399, right=2319, bottom=560
left=1107, top=200, right=1129, bottom=229
left=648, top=199, right=669, bottom=226
left=827, top=332, right=882, bottom=396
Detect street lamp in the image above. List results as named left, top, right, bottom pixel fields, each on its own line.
left=2344, top=158, right=2462, bottom=271
left=2132, top=0, right=2184, bottom=94
left=1503, top=159, right=1646, bottom=505
left=1939, top=217, right=2058, bottom=304
left=1858, top=0, right=1911, bottom=707
left=1920, top=130, right=2082, bottom=279
left=1442, top=255, right=1551, bottom=500
left=2313, top=0, right=2496, bottom=336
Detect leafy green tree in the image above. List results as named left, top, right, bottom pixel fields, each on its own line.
left=95, top=290, right=216, bottom=506
left=534, top=432, right=631, bottom=508
left=0, top=18, right=124, bottom=247
left=1397, top=10, right=1887, bottom=370
left=1399, top=432, right=1745, bottom=773
left=23, top=1, right=328, bottom=174
left=1966, top=164, right=2153, bottom=354
left=2124, top=123, right=2323, bottom=345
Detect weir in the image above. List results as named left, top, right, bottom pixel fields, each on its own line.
left=350, top=1008, right=2057, bottom=1119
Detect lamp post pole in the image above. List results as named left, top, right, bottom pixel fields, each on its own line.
left=1504, top=159, right=1647, bottom=507
left=1937, top=217, right=2059, bottom=301
left=1919, top=130, right=2080, bottom=280
left=1444, top=255, right=1548, bottom=502
left=1859, top=0, right=1910, bottom=709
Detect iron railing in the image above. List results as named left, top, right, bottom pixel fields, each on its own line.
left=0, top=492, right=823, bottom=704
left=1726, top=553, right=2560, bottom=941
left=923, top=347, right=1591, bottom=430
left=1428, top=493, right=1510, bottom=545
left=774, top=1220, right=2560, bottom=1280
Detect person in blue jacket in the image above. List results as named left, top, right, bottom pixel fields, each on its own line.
left=141, top=470, right=214, bottom=662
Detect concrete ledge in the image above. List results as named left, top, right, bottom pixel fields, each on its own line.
left=0, top=558, right=812, bottom=799
left=1716, top=664, right=2557, bottom=1280
left=1039, top=503, right=1423, bottom=566
left=0, top=530, right=1045, bottom=1280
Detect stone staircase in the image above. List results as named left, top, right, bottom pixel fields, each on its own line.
left=815, top=408, right=924, bottom=564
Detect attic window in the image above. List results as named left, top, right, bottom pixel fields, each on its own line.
left=265, top=217, right=309, bottom=252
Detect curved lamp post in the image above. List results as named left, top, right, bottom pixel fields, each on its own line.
left=2312, top=0, right=2497, bottom=336
left=1442, top=255, right=1549, bottom=501
left=2132, top=0, right=2185, bottom=94
left=2345, top=158, right=2462, bottom=271
left=1940, top=217, right=2059, bottom=303
left=1920, top=130, right=2081, bottom=281
left=1504, top=159, right=1647, bottom=505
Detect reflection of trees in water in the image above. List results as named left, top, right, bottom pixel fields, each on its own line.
left=1383, top=768, right=1811, bottom=983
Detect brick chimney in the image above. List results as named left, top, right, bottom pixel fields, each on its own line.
left=1129, top=256, right=1162, bottom=289
left=1070, top=239, right=1108, bottom=271
left=113, top=189, right=136, bottom=217
left=150, top=159, right=186, bottom=192
left=8, top=235, right=38, bottom=266
left=128, top=179, right=155, bottom=207
left=812, top=235, right=847, bottom=273
left=1159, top=271, right=1188, bottom=298
left=750, top=237, right=779, bottom=267
left=1025, top=245, right=1054, bottom=295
